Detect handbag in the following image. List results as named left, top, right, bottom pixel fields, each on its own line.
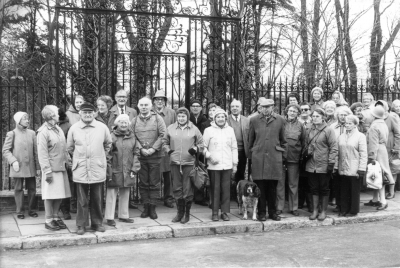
left=366, top=161, right=383, bottom=190
left=299, top=126, right=326, bottom=171
left=189, top=136, right=209, bottom=190
left=389, top=152, right=400, bottom=174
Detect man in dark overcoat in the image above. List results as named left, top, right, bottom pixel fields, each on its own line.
left=248, top=98, right=287, bottom=221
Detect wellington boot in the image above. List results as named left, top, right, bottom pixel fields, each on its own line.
left=140, top=203, right=149, bottom=218
left=180, top=201, right=192, bottom=224
left=149, top=204, right=158, bottom=220
left=309, top=195, right=319, bottom=220
left=318, top=196, right=329, bottom=221
left=172, top=199, right=185, bottom=223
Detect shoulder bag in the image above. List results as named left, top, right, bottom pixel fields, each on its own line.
left=189, top=135, right=209, bottom=190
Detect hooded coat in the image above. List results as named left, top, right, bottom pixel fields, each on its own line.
left=248, top=112, right=287, bottom=180
left=66, top=105, right=81, bottom=125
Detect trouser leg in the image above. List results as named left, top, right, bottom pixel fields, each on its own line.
left=171, top=165, right=183, bottom=200
left=266, top=180, right=278, bottom=216
left=255, top=180, right=267, bottom=216
left=276, top=166, right=286, bottom=211
left=210, top=170, right=221, bottom=213
left=339, top=175, right=350, bottom=214
left=14, top=178, right=24, bottom=214
left=350, top=177, right=360, bottom=214
left=76, top=183, right=89, bottom=227
left=182, top=165, right=194, bottom=202
left=163, top=171, right=174, bottom=203
left=25, top=177, right=36, bottom=213
left=287, top=163, right=299, bottom=211
left=118, top=188, right=130, bottom=219
left=334, top=173, right=341, bottom=207
left=139, top=161, right=150, bottom=204
left=148, top=158, right=161, bottom=204
left=89, top=183, right=104, bottom=226
left=104, top=188, right=117, bottom=220
left=320, top=173, right=331, bottom=197
left=220, top=169, right=232, bottom=213
left=234, top=151, right=247, bottom=184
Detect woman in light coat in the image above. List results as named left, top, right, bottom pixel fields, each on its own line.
left=105, top=114, right=140, bottom=226
left=203, top=108, right=238, bottom=221
left=365, top=106, right=392, bottom=211
left=37, top=105, right=71, bottom=231
left=310, top=87, right=325, bottom=112
left=335, top=115, right=367, bottom=216
left=305, top=108, right=338, bottom=221
left=2, top=112, right=40, bottom=219
left=163, top=107, right=204, bottom=224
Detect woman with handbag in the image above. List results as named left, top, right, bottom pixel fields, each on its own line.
left=105, top=114, right=141, bottom=226
left=364, top=105, right=395, bottom=211
left=37, top=105, right=71, bottom=231
left=335, top=115, right=367, bottom=216
left=203, top=108, right=238, bottom=221
left=305, top=108, right=338, bottom=221
left=163, top=107, right=204, bottom=224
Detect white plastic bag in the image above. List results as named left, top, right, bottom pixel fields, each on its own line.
left=366, top=161, right=383, bottom=190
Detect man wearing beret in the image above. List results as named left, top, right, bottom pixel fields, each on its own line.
left=248, top=99, right=287, bottom=221
left=67, top=102, right=112, bottom=235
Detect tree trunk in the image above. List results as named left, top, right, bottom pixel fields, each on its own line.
left=334, top=0, right=348, bottom=87
left=342, top=0, right=357, bottom=87
left=299, top=0, right=310, bottom=85
left=309, top=0, right=321, bottom=86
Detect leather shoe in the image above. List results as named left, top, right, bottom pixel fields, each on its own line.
left=291, top=210, right=299, bottom=216
left=119, top=218, right=134, bottom=223
left=28, top=211, right=38, bottom=218
left=221, top=213, right=230, bottom=221
left=346, top=213, right=357, bottom=217
left=386, top=193, right=396, bottom=199
left=377, top=203, right=388, bottom=211
left=212, top=214, right=219, bottom=221
left=364, top=200, right=381, bottom=207
left=258, top=214, right=267, bottom=221
left=164, top=201, right=174, bottom=208
left=45, top=221, right=60, bottom=231
left=269, top=214, right=281, bottom=221
left=332, top=206, right=340, bottom=212
left=107, top=220, right=116, bottom=226
left=77, top=226, right=85, bottom=235
left=63, top=211, right=72, bottom=220
left=55, top=219, right=67, bottom=229
left=92, top=225, right=106, bottom=232
left=276, top=210, right=282, bottom=215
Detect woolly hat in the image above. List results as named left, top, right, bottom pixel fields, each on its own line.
left=114, top=114, right=130, bottom=125
left=350, top=102, right=363, bottom=113
left=257, top=97, right=267, bottom=105
left=14, top=112, right=28, bottom=124
left=176, top=107, right=190, bottom=120
left=311, top=87, right=323, bottom=97
left=371, top=105, right=385, bottom=119
left=375, top=100, right=389, bottom=112
left=190, top=99, right=202, bottom=106
left=213, top=108, right=228, bottom=118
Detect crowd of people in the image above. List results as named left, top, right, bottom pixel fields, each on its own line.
left=2, top=87, right=400, bottom=234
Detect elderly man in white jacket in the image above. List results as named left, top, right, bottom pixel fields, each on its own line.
left=203, top=108, right=238, bottom=222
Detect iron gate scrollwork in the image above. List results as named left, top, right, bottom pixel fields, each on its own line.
left=55, top=1, right=242, bottom=109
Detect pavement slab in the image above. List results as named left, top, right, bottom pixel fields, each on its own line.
left=22, top=232, right=97, bottom=249
left=19, top=224, right=70, bottom=236
left=0, top=223, right=20, bottom=238
left=96, top=226, right=172, bottom=243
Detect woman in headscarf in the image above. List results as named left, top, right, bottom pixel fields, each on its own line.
left=331, top=90, right=349, bottom=107
left=66, top=95, right=84, bottom=125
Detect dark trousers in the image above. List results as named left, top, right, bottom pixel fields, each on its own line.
left=255, top=180, right=278, bottom=216
left=14, top=177, right=36, bottom=214
left=298, top=175, right=310, bottom=208
left=339, top=175, right=360, bottom=214
left=138, top=158, right=161, bottom=204
left=60, top=169, right=75, bottom=213
left=163, top=171, right=174, bottom=203
left=307, top=172, right=330, bottom=196
left=210, top=169, right=232, bottom=213
left=330, top=173, right=341, bottom=204
left=76, top=182, right=103, bottom=227
left=234, top=150, right=247, bottom=183
left=171, top=165, right=194, bottom=201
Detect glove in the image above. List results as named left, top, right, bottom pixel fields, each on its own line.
left=168, top=150, right=174, bottom=155
left=367, top=159, right=376, bottom=165
left=12, top=161, right=20, bottom=172
left=188, top=147, right=197, bottom=156
left=357, top=170, right=365, bottom=180
left=327, top=164, right=334, bottom=174
left=45, top=173, right=53, bottom=184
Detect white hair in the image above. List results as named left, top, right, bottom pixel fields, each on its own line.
left=138, top=97, right=152, bottom=106
left=41, top=105, right=58, bottom=121
left=230, top=99, right=242, bottom=107
left=335, top=105, right=352, bottom=118
left=363, top=93, right=374, bottom=101
left=392, top=99, right=400, bottom=107
left=323, top=100, right=336, bottom=110
left=114, top=114, right=130, bottom=126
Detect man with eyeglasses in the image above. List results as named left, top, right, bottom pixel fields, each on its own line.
left=248, top=99, right=287, bottom=221
left=152, top=90, right=176, bottom=208
left=298, top=102, right=312, bottom=129
left=109, top=90, right=137, bottom=130
left=189, top=99, right=209, bottom=206
left=67, top=103, right=112, bottom=235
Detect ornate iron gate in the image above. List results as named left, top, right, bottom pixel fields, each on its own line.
left=55, top=1, right=242, bottom=109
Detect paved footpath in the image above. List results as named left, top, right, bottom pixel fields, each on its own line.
left=1, top=191, right=399, bottom=250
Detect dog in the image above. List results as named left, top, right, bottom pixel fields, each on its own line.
left=237, top=180, right=261, bottom=221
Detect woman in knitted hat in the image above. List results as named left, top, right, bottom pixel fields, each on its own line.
left=163, top=107, right=204, bottom=224
left=310, top=87, right=324, bottom=112
left=104, top=114, right=141, bottom=226
left=2, top=112, right=40, bottom=219
left=203, top=108, right=238, bottom=221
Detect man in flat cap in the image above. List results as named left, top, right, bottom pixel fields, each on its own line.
left=248, top=98, right=287, bottom=222
left=67, top=102, right=112, bottom=235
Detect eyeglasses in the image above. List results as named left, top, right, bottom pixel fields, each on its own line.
left=288, top=110, right=299, bottom=114
left=116, top=96, right=127, bottom=99
left=301, top=108, right=310, bottom=111
left=191, top=105, right=201, bottom=108
left=154, top=98, right=165, bottom=102
left=81, top=111, right=94, bottom=115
